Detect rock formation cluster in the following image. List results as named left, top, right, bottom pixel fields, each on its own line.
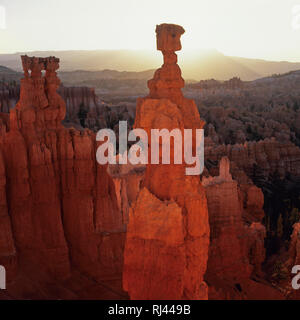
left=0, top=25, right=297, bottom=300
left=0, top=55, right=125, bottom=291
left=205, top=138, right=300, bottom=180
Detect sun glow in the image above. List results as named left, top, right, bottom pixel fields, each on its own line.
left=0, top=0, right=300, bottom=61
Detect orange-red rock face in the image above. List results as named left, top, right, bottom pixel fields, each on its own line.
left=0, top=55, right=124, bottom=289
left=203, top=157, right=283, bottom=299
left=123, top=187, right=187, bottom=300
left=123, top=24, right=210, bottom=300
left=0, top=149, right=17, bottom=280
left=204, top=158, right=255, bottom=289
left=203, top=158, right=253, bottom=283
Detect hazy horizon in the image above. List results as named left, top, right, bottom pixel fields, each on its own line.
left=1, top=0, right=300, bottom=63
left=2, top=48, right=300, bottom=64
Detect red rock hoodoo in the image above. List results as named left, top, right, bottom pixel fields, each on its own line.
left=122, top=24, right=210, bottom=300
left=203, top=157, right=283, bottom=299
left=0, top=55, right=125, bottom=296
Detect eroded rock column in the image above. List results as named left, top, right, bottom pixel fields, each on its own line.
left=123, top=24, right=210, bottom=300
left=0, top=55, right=123, bottom=282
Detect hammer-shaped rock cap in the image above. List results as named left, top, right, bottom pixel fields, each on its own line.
left=156, top=23, right=185, bottom=52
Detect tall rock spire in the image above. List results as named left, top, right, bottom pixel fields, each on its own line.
left=147, top=24, right=185, bottom=104
left=13, top=55, right=66, bottom=135
left=123, top=24, right=209, bottom=300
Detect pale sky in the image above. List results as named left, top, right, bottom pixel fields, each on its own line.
left=0, top=0, right=300, bottom=61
